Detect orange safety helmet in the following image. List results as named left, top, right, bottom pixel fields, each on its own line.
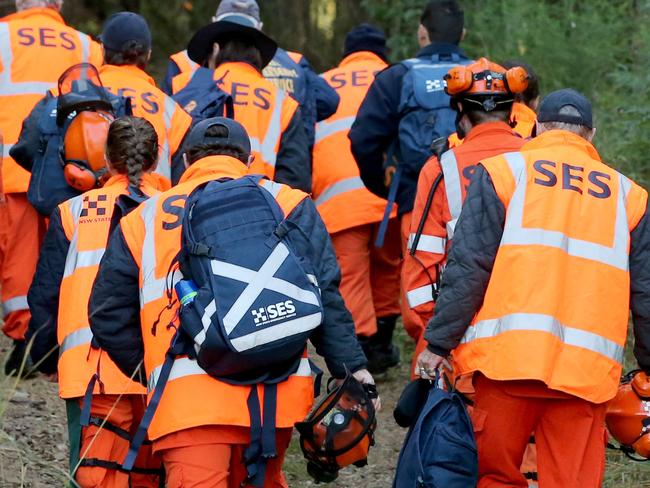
left=295, top=373, right=378, bottom=482
left=444, top=57, right=529, bottom=112
left=606, top=370, right=650, bottom=460
left=62, top=110, right=114, bottom=192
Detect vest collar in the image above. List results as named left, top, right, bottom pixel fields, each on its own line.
left=102, top=173, right=159, bottom=195
left=179, top=156, right=249, bottom=184
left=99, top=64, right=156, bottom=87
left=215, top=61, right=262, bottom=79
left=463, top=121, right=517, bottom=144
left=523, top=130, right=601, bottom=161
left=512, top=102, right=537, bottom=123
left=2, top=7, right=64, bottom=23
left=339, top=51, right=386, bottom=67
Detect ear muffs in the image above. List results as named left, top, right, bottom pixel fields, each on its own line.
left=632, top=371, right=650, bottom=399
left=63, top=161, right=106, bottom=192
left=503, top=66, right=529, bottom=95
left=444, top=66, right=474, bottom=95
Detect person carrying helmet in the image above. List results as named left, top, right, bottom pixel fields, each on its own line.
left=27, top=116, right=163, bottom=487
left=88, top=117, right=374, bottom=487
left=502, top=59, right=539, bottom=139
left=312, top=24, right=401, bottom=375
left=162, top=0, right=340, bottom=152
left=348, top=0, right=471, bottom=355
left=0, top=0, right=103, bottom=375
left=97, top=12, right=192, bottom=184
left=416, top=88, right=650, bottom=487
left=170, top=13, right=311, bottom=192
left=403, top=57, right=529, bottom=362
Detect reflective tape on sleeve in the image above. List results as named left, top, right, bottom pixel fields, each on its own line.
left=406, top=285, right=434, bottom=308
left=59, top=327, right=93, bottom=356
left=260, top=90, right=285, bottom=168
left=407, top=233, right=446, bottom=254
left=462, top=313, right=624, bottom=364
left=314, top=177, right=365, bottom=207
left=3, top=295, right=28, bottom=316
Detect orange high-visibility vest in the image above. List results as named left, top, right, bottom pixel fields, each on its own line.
left=169, top=49, right=199, bottom=77
left=312, top=51, right=392, bottom=234
left=98, top=65, right=191, bottom=182
left=404, top=122, right=525, bottom=317
left=454, top=130, right=648, bottom=404
left=511, top=101, right=536, bottom=139
left=171, top=62, right=299, bottom=182
left=0, top=7, right=103, bottom=194
left=119, top=156, right=314, bottom=440
left=57, top=174, right=160, bottom=399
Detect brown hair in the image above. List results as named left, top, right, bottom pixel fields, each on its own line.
left=104, top=41, right=149, bottom=70
left=105, top=116, right=158, bottom=188
left=215, top=38, right=263, bottom=72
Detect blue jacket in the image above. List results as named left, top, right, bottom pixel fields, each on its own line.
left=349, top=43, right=469, bottom=216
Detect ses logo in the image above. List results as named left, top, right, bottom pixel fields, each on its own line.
left=251, top=300, right=297, bottom=326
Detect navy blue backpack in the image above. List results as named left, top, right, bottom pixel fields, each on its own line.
left=172, top=66, right=234, bottom=124
left=393, top=379, right=478, bottom=488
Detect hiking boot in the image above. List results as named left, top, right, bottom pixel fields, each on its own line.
left=4, top=340, right=37, bottom=378
left=358, top=315, right=401, bottom=375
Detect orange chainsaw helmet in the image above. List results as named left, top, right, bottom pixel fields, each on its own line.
left=606, top=370, right=650, bottom=460
left=445, top=57, right=529, bottom=112
left=295, top=373, right=378, bottom=483
left=62, top=110, right=114, bottom=192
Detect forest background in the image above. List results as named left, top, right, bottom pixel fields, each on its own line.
left=0, top=0, right=647, bottom=187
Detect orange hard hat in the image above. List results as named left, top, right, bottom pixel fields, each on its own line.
left=606, top=371, right=650, bottom=460
left=445, top=57, right=529, bottom=111
left=63, top=110, right=114, bottom=192
left=295, top=373, right=377, bottom=483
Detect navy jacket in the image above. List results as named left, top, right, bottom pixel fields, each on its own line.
left=349, top=43, right=468, bottom=216
left=424, top=165, right=650, bottom=374
left=88, top=177, right=367, bottom=382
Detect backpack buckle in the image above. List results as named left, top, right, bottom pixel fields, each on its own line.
left=189, top=242, right=211, bottom=256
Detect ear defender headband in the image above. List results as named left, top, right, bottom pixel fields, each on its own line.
left=63, top=161, right=109, bottom=192
left=444, top=66, right=529, bottom=97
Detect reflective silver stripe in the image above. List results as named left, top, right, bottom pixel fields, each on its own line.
left=193, top=299, right=217, bottom=347
left=406, top=233, right=446, bottom=254
left=157, top=97, right=177, bottom=180
left=439, top=150, right=462, bottom=239
left=2, top=143, right=13, bottom=159
left=59, top=327, right=93, bottom=356
left=406, top=285, right=434, bottom=308
left=139, top=195, right=163, bottom=305
left=230, top=312, right=322, bottom=352
left=314, top=176, right=365, bottom=207
left=259, top=90, right=285, bottom=168
left=63, top=248, right=105, bottom=278
left=62, top=196, right=91, bottom=277
left=182, top=50, right=198, bottom=70
left=78, top=33, right=90, bottom=64
left=260, top=179, right=282, bottom=199
left=0, top=23, right=53, bottom=96
left=461, top=313, right=625, bottom=364
left=147, top=356, right=311, bottom=393
left=500, top=152, right=631, bottom=271
left=3, top=295, right=28, bottom=315
left=314, top=116, right=355, bottom=144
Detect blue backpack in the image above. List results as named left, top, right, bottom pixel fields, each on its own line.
left=393, top=381, right=478, bottom=488
left=172, top=67, right=234, bottom=124
left=26, top=86, right=130, bottom=216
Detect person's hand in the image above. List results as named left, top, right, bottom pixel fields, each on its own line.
left=353, top=369, right=382, bottom=412
left=415, top=348, right=445, bottom=380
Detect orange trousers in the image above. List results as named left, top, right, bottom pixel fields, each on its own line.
left=155, top=426, right=293, bottom=488
left=471, top=374, right=606, bottom=488
left=398, top=212, right=424, bottom=342
left=0, top=193, right=45, bottom=340
left=330, top=220, right=401, bottom=337
left=75, top=395, right=160, bottom=488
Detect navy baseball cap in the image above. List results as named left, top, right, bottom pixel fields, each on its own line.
left=214, top=0, right=262, bottom=28
left=185, top=117, right=251, bottom=155
left=100, top=12, right=151, bottom=52
left=343, top=24, right=388, bottom=61
left=537, top=88, right=593, bottom=129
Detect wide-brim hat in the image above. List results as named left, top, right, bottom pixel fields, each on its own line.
left=187, top=19, right=277, bottom=68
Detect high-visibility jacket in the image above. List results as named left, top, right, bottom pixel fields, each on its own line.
left=58, top=174, right=160, bottom=399
left=98, top=64, right=191, bottom=182
left=118, top=156, right=314, bottom=440
left=454, top=130, right=648, bottom=403
left=171, top=62, right=299, bottom=182
left=170, top=50, right=199, bottom=77
left=0, top=7, right=102, bottom=194
left=403, top=122, right=525, bottom=338
left=313, top=51, right=391, bottom=234
left=511, top=101, right=536, bottom=139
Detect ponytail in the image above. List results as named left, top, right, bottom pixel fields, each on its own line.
left=106, top=116, right=158, bottom=189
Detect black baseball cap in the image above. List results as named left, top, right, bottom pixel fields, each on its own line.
left=537, top=88, right=593, bottom=129
left=343, top=24, right=388, bottom=61
left=100, top=12, right=151, bottom=52
left=185, top=117, right=251, bottom=155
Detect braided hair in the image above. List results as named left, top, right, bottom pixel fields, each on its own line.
left=106, top=116, right=158, bottom=189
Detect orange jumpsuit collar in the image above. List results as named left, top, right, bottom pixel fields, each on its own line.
left=339, top=51, right=386, bottom=67
left=523, top=129, right=601, bottom=161
left=462, top=121, right=519, bottom=144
